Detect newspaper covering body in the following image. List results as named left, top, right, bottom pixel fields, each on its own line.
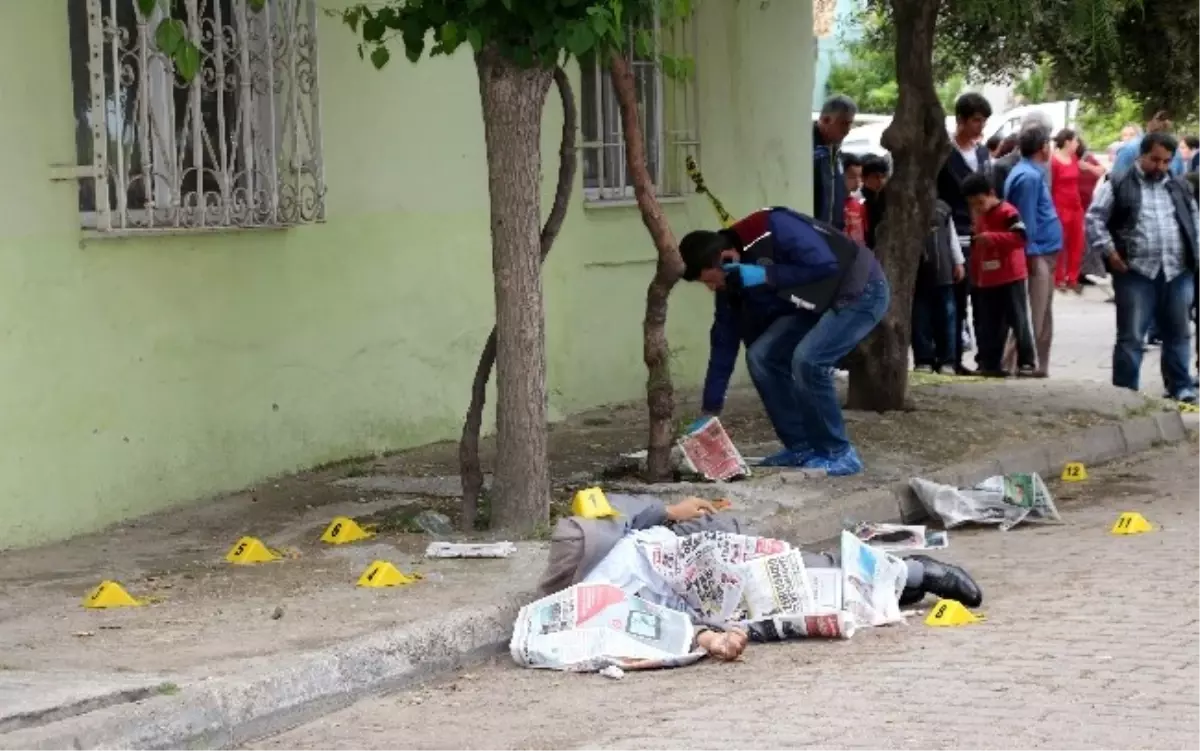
left=510, top=583, right=702, bottom=672
left=748, top=611, right=858, bottom=640
left=910, top=472, right=1062, bottom=531
left=737, top=550, right=818, bottom=620
left=637, top=531, right=791, bottom=623
left=839, top=531, right=907, bottom=627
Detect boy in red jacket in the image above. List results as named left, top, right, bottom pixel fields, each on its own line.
left=961, top=173, right=1038, bottom=377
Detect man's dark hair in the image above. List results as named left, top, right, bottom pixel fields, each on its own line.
left=841, top=152, right=863, bottom=170
left=1141, top=131, right=1179, bottom=155
left=996, top=134, right=1019, bottom=158
left=986, top=134, right=1003, bottom=153
left=1018, top=126, right=1050, bottom=157
left=1053, top=128, right=1077, bottom=149
left=861, top=155, right=890, bottom=178
left=954, top=92, right=993, bottom=121
left=679, top=230, right=733, bottom=282
left=960, top=173, right=995, bottom=199
left=1185, top=135, right=1199, bottom=150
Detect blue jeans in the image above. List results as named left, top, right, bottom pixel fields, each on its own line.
left=1113, top=270, right=1198, bottom=398
left=911, top=284, right=957, bottom=367
left=746, top=278, right=891, bottom=455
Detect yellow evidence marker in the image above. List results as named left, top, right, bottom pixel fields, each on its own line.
left=225, top=536, right=282, bottom=564
left=1061, top=462, right=1088, bottom=482
left=83, top=580, right=144, bottom=609
left=924, top=599, right=985, bottom=627
left=571, top=487, right=619, bottom=519
left=356, top=560, right=420, bottom=588
left=1111, top=512, right=1153, bottom=535
left=320, top=516, right=375, bottom=545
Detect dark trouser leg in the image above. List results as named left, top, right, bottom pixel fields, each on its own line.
left=953, top=278, right=970, bottom=368
left=934, top=284, right=958, bottom=368
left=974, top=285, right=1008, bottom=372
left=1006, top=280, right=1038, bottom=369
left=745, top=315, right=814, bottom=450
left=1157, top=271, right=1199, bottom=399
left=911, top=283, right=937, bottom=367
left=1112, top=270, right=1155, bottom=391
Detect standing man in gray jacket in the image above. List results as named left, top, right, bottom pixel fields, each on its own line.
left=813, top=95, right=858, bottom=231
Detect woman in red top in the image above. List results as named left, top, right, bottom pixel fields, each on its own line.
left=1050, top=129, right=1105, bottom=290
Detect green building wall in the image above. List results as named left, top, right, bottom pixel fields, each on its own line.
left=0, top=0, right=813, bottom=548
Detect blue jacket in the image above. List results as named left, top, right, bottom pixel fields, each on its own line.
left=812, top=123, right=846, bottom=230
left=1005, top=159, right=1063, bottom=256
left=1114, top=135, right=1188, bottom=178
left=701, top=209, right=840, bottom=413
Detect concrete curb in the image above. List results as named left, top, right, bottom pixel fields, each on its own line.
left=0, top=595, right=532, bottom=750
left=2, top=411, right=1192, bottom=750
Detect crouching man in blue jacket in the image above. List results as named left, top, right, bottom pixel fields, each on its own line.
left=679, top=207, right=889, bottom=475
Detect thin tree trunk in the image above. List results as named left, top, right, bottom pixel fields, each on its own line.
left=475, top=47, right=554, bottom=532
left=846, top=0, right=949, bottom=411
left=459, top=66, right=578, bottom=531
left=609, top=52, right=685, bottom=482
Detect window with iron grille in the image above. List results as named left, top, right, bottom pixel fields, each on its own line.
left=578, top=11, right=699, bottom=203
left=66, top=0, right=325, bottom=232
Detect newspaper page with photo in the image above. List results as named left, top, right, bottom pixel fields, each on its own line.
left=839, top=530, right=907, bottom=627
left=510, top=583, right=703, bottom=672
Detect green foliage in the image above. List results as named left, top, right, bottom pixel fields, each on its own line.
left=824, top=15, right=965, bottom=114
left=137, top=0, right=265, bottom=82
left=1076, top=92, right=1142, bottom=148
left=867, top=0, right=1198, bottom=118
left=1012, top=59, right=1056, bottom=105
left=337, top=0, right=697, bottom=79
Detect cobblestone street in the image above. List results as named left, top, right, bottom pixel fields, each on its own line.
left=254, top=442, right=1199, bottom=751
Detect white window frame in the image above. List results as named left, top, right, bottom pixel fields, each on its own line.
left=64, top=0, right=325, bottom=233
left=578, top=9, right=699, bottom=204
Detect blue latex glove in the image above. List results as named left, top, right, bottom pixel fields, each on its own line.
left=722, top=262, right=767, bottom=288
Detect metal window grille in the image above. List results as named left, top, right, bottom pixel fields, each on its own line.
left=579, top=11, right=699, bottom=202
left=66, top=0, right=325, bottom=232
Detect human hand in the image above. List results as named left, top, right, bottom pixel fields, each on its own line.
left=1107, top=252, right=1129, bottom=274
left=697, top=627, right=748, bottom=661
left=722, top=262, right=767, bottom=289
left=665, top=497, right=717, bottom=522
left=953, top=264, right=966, bottom=283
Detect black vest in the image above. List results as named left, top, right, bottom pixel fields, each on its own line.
left=1106, top=171, right=1198, bottom=272
left=718, top=210, right=860, bottom=314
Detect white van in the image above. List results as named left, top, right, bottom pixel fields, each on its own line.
left=837, top=100, right=1080, bottom=158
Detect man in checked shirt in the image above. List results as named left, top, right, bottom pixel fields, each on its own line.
left=1086, top=131, right=1200, bottom=404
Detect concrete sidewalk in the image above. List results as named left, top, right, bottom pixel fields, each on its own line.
left=0, top=379, right=1192, bottom=749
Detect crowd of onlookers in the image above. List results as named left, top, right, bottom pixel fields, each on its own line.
left=818, top=94, right=1200, bottom=404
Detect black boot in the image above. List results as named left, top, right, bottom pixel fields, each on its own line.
left=898, top=555, right=983, bottom=608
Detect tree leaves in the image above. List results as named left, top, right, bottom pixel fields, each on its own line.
left=136, top=0, right=158, bottom=18
left=155, top=19, right=187, bottom=56
left=339, top=0, right=696, bottom=84
left=371, top=44, right=391, bottom=70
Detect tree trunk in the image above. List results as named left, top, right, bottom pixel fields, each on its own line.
left=459, top=66, right=578, bottom=531
left=609, top=52, right=685, bottom=482
left=475, top=48, right=554, bottom=532
left=846, top=0, right=949, bottom=411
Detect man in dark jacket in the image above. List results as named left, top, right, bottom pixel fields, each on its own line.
left=937, top=92, right=993, bottom=375
left=680, top=207, right=889, bottom=476
left=813, top=95, right=858, bottom=230
left=1085, top=131, right=1200, bottom=403
left=861, top=155, right=889, bottom=251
